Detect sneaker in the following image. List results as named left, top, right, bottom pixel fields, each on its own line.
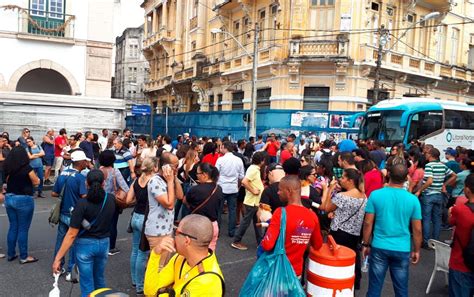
left=37, top=193, right=46, bottom=198
left=44, top=180, right=52, bottom=185
left=231, top=242, right=248, bottom=251
left=0, top=253, right=5, bottom=259
left=65, top=273, right=73, bottom=282
left=444, top=239, right=453, bottom=245
left=108, top=248, right=121, bottom=256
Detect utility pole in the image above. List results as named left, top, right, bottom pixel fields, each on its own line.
left=249, top=23, right=259, bottom=138
left=373, top=25, right=388, bottom=105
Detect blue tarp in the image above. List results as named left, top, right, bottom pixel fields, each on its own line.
left=126, top=109, right=359, bottom=140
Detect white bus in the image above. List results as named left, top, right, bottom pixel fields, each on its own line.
left=358, top=98, right=474, bottom=151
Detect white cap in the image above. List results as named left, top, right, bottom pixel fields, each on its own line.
left=71, top=150, right=91, bottom=162
left=183, top=133, right=190, bottom=137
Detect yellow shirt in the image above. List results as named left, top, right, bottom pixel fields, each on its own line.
left=243, top=164, right=264, bottom=207
left=144, top=250, right=224, bottom=297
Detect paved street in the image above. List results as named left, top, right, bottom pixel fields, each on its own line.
left=0, top=191, right=449, bottom=297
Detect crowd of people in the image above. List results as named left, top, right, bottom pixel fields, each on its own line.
left=0, top=127, right=473, bottom=297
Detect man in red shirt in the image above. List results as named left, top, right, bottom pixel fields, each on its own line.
left=53, top=128, right=68, bottom=182
left=261, top=175, right=323, bottom=277
left=279, top=142, right=294, bottom=165
left=448, top=173, right=474, bottom=297
left=261, top=134, right=280, bottom=164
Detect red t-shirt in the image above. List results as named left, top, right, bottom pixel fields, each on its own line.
left=202, top=153, right=221, bottom=166
left=266, top=141, right=280, bottom=157
left=449, top=198, right=474, bottom=272
left=54, top=136, right=67, bottom=157
left=364, top=169, right=384, bottom=198
left=280, top=150, right=292, bottom=165
left=261, top=204, right=323, bottom=276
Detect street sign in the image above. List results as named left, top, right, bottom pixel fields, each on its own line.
left=131, top=104, right=151, bottom=115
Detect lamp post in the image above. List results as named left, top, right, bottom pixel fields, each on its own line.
left=372, top=11, right=441, bottom=105
left=211, top=25, right=259, bottom=137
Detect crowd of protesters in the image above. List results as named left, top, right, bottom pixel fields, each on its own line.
left=0, top=127, right=473, bottom=297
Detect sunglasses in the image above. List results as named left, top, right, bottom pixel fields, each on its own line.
left=173, top=227, right=198, bottom=240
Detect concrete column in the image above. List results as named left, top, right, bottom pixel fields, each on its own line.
left=196, top=0, right=206, bottom=51
left=152, top=8, right=158, bottom=33
left=175, top=0, right=183, bottom=58
left=163, top=0, right=168, bottom=30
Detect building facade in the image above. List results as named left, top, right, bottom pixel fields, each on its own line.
left=0, top=0, right=128, bottom=137
left=141, top=0, right=474, bottom=113
left=113, top=26, right=149, bottom=112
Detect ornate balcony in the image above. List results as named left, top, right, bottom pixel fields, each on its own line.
left=416, top=0, right=453, bottom=13
left=143, top=29, right=174, bottom=48
left=289, top=37, right=349, bottom=60
left=17, top=9, right=75, bottom=42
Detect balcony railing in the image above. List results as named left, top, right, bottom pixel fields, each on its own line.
left=18, top=9, right=75, bottom=39
left=289, top=38, right=349, bottom=59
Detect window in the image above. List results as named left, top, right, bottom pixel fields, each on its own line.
left=371, top=2, right=379, bottom=11
left=451, top=28, right=460, bottom=65
left=407, top=14, right=414, bottom=23
left=217, top=94, right=223, bottom=111
left=258, top=9, right=266, bottom=46
left=386, top=7, right=394, bottom=16
left=309, top=0, right=335, bottom=37
left=209, top=95, right=215, bottom=111
left=367, top=90, right=389, bottom=104
left=303, top=87, right=330, bottom=110
left=468, top=45, right=474, bottom=70
left=408, top=111, right=443, bottom=141
left=232, top=91, right=244, bottom=110
left=192, top=0, right=198, bottom=17
left=233, top=21, right=240, bottom=55
left=30, top=0, right=46, bottom=16
left=49, top=0, right=64, bottom=19
left=406, top=14, right=416, bottom=54
left=257, top=88, right=271, bottom=109
left=437, top=25, right=447, bottom=61
left=445, top=110, right=474, bottom=130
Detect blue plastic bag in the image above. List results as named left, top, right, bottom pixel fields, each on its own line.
left=239, top=208, right=306, bottom=297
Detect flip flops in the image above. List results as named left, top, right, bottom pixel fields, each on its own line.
left=19, top=257, right=39, bottom=264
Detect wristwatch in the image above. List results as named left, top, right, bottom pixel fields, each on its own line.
left=361, top=241, right=371, bottom=248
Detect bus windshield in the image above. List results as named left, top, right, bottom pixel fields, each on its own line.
left=359, top=110, right=405, bottom=147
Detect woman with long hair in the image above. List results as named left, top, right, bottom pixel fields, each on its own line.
left=408, top=152, right=426, bottom=193
left=26, top=136, right=45, bottom=198
left=53, top=170, right=116, bottom=297
left=357, top=159, right=383, bottom=198
left=176, top=148, right=199, bottom=220
left=3, top=146, right=40, bottom=263
left=321, top=168, right=367, bottom=290
left=125, top=157, right=156, bottom=295
left=184, top=162, right=223, bottom=250
left=98, top=150, right=130, bottom=256
left=201, top=142, right=220, bottom=166
left=298, top=165, right=321, bottom=210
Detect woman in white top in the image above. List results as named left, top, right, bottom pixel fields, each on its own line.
left=320, top=168, right=367, bottom=290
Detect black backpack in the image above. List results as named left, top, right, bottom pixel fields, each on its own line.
left=463, top=203, right=474, bottom=272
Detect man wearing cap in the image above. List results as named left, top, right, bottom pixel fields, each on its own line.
left=444, top=148, right=461, bottom=174
left=52, top=150, right=89, bottom=281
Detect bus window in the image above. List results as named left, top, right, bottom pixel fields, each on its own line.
left=408, top=111, right=443, bottom=141
left=445, top=109, right=474, bottom=130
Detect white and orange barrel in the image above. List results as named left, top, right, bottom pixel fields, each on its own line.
left=306, top=235, right=356, bottom=297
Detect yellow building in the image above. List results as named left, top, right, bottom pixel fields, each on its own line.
left=141, top=0, right=474, bottom=113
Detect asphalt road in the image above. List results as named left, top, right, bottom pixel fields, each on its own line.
left=0, top=191, right=450, bottom=297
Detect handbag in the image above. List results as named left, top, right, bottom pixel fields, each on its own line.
left=239, top=207, right=306, bottom=297
left=48, top=177, right=69, bottom=225
left=111, top=169, right=128, bottom=209
left=190, top=185, right=218, bottom=214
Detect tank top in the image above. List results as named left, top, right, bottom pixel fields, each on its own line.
left=42, top=136, right=54, bottom=156
left=133, top=179, right=149, bottom=215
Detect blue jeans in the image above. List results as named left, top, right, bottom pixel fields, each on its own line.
left=5, top=194, right=34, bottom=260
left=367, top=247, right=410, bottom=297
left=218, top=193, right=238, bottom=237
left=54, top=215, right=76, bottom=272
left=449, top=269, right=474, bottom=297
left=32, top=167, right=44, bottom=194
left=421, top=193, right=444, bottom=245
left=75, top=237, right=109, bottom=297
left=130, top=212, right=149, bottom=292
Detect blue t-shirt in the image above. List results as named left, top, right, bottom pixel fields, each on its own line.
left=366, top=187, right=422, bottom=252
left=79, top=141, right=94, bottom=161
left=28, top=146, right=43, bottom=169
left=53, top=168, right=87, bottom=216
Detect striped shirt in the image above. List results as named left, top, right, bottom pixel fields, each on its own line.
left=113, top=147, right=132, bottom=169
left=423, top=161, right=454, bottom=194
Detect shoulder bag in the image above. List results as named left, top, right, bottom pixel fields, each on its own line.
left=112, top=169, right=128, bottom=209
left=239, top=207, right=305, bottom=297
left=48, top=177, right=69, bottom=225
left=190, top=185, right=218, bottom=214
